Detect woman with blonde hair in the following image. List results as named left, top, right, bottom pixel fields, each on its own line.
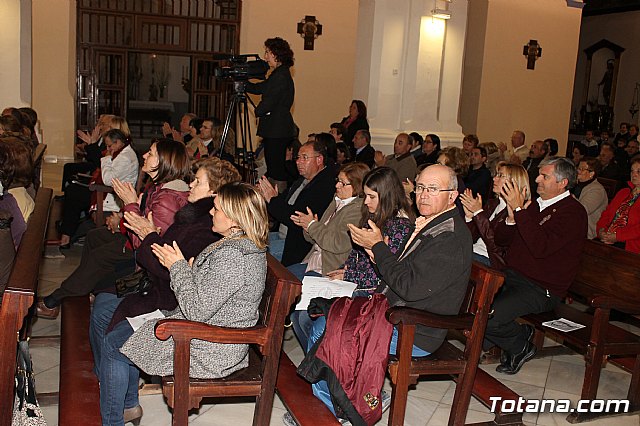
left=100, top=182, right=268, bottom=425
left=460, top=162, right=530, bottom=268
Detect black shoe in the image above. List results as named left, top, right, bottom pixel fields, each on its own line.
left=496, top=352, right=514, bottom=373
left=523, top=324, right=535, bottom=343
left=498, top=341, right=537, bottom=375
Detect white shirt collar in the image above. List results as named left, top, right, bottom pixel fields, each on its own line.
left=513, top=144, right=527, bottom=153
left=335, top=195, right=357, bottom=205
left=536, top=191, right=570, bottom=211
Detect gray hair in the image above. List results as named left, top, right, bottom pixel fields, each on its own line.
left=445, top=166, right=458, bottom=190
left=539, top=156, right=577, bottom=189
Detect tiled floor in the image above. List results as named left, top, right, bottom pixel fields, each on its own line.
left=31, top=162, right=640, bottom=425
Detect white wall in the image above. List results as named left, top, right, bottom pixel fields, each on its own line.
left=0, top=0, right=31, bottom=108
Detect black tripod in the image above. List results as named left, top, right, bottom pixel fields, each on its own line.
left=219, top=81, right=258, bottom=183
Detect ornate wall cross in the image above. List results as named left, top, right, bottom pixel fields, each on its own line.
left=523, top=39, right=542, bottom=70
left=297, top=15, right=323, bottom=50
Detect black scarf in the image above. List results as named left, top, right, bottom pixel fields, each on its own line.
left=572, top=177, right=595, bottom=198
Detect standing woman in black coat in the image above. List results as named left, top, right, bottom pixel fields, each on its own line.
left=341, top=100, right=370, bottom=154
left=246, top=37, right=297, bottom=191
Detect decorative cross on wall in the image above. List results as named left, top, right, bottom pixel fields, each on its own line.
left=523, top=39, right=542, bottom=70
left=297, top=15, right=323, bottom=50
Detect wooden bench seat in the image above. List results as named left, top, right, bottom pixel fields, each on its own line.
left=0, top=188, right=52, bottom=426
left=519, top=239, right=640, bottom=423
left=277, top=262, right=524, bottom=426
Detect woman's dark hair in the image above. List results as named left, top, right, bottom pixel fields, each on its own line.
left=336, top=142, right=351, bottom=162
left=189, top=118, right=204, bottom=134
left=360, top=167, right=414, bottom=231
left=330, top=122, right=346, bottom=138
left=573, top=143, right=587, bottom=157
left=351, top=100, right=367, bottom=120
left=104, top=129, right=130, bottom=146
left=151, top=138, right=191, bottom=184
left=0, top=136, right=34, bottom=189
left=265, top=37, right=294, bottom=67
left=409, top=132, right=423, bottom=147
left=340, top=162, right=370, bottom=197
left=544, top=138, right=559, bottom=156
left=426, top=133, right=441, bottom=151
left=314, top=132, right=337, bottom=163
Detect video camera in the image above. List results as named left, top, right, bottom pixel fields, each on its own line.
left=213, top=53, right=269, bottom=81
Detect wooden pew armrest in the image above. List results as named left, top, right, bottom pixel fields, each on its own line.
left=386, top=306, right=474, bottom=330
left=155, top=319, right=268, bottom=346
left=590, top=295, right=640, bottom=315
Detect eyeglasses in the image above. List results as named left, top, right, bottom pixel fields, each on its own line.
left=414, top=185, right=455, bottom=195
left=495, top=172, right=509, bottom=178
left=295, top=154, right=320, bottom=162
left=336, top=179, right=352, bottom=187
left=577, top=167, right=592, bottom=172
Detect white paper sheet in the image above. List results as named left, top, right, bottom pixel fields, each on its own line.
left=294, top=276, right=357, bottom=311
left=126, top=309, right=166, bottom=332
left=542, top=317, right=585, bottom=332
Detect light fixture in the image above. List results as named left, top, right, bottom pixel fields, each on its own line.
left=431, top=8, right=451, bottom=19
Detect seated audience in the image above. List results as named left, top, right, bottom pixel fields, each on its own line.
left=290, top=166, right=411, bottom=350
left=351, top=129, right=375, bottom=168
left=294, top=165, right=471, bottom=422
left=335, top=142, right=351, bottom=165
left=462, top=134, right=479, bottom=155
left=329, top=122, right=346, bottom=143
left=522, top=139, right=548, bottom=194
left=464, top=145, right=492, bottom=200
left=415, top=133, right=441, bottom=166
left=580, top=129, right=600, bottom=157
left=89, top=159, right=242, bottom=426
left=486, top=157, right=586, bottom=375
left=460, top=162, right=530, bottom=268
left=409, top=131, right=424, bottom=159
left=162, top=112, right=197, bottom=143
left=572, top=142, right=587, bottom=166
left=479, top=141, right=501, bottom=176
left=57, top=128, right=139, bottom=249
left=598, top=142, right=624, bottom=182
left=498, top=130, right=528, bottom=165
left=438, top=146, right=469, bottom=216
left=287, top=162, right=369, bottom=280
left=0, top=136, right=34, bottom=221
left=597, top=157, right=640, bottom=253
left=374, top=132, right=418, bottom=182
left=102, top=182, right=269, bottom=426
left=37, top=139, right=191, bottom=319
left=544, top=138, right=558, bottom=156
left=258, top=139, right=336, bottom=266
left=572, top=157, right=608, bottom=240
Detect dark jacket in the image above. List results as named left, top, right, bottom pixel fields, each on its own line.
left=495, top=194, right=587, bottom=298
left=415, top=150, right=440, bottom=167
left=107, top=198, right=219, bottom=331
left=246, top=65, right=296, bottom=139
left=267, top=166, right=336, bottom=266
left=342, top=116, right=369, bottom=151
left=298, top=294, right=392, bottom=426
left=372, top=207, right=472, bottom=353
left=464, top=164, right=492, bottom=201
left=353, top=144, right=376, bottom=169
left=466, top=198, right=508, bottom=270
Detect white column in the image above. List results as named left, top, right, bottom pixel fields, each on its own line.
left=354, top=0, right=467, bottom=152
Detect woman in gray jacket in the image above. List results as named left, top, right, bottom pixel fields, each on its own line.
left=100, top=182, right=269, bottom=426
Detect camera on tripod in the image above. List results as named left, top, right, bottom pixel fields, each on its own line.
left=213, top=54, right=269, bottom=82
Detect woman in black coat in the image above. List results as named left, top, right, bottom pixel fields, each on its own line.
left=341, top=99, right=369, bottom=152
left=246, top=37, right=297, bottom=187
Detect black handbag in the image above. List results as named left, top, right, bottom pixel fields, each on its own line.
left=13, top=340, right=47, bottom=425
left=115, top=269, right=152, bottom=298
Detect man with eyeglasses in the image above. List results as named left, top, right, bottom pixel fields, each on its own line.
left=485, top=156, right=587, bottom=375
left=348, top=164, right=472, bottom=357
left=257, top=139, right=336, bottom=266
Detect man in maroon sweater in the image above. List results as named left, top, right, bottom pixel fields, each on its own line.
left=486, top=157, right=587, bottom=374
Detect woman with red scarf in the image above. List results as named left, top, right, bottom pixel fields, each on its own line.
left=597, top=157, right=640, bottom=253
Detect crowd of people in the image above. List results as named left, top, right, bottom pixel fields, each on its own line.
left=4, top=35, right=640, bottom=426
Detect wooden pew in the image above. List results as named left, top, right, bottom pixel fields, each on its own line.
left=155, top=254, right=301, bottom=426
left=0, top=188, right=52, bottom=426
left=276, top=262, right=524, bottom=426
left=521, top=239, right=640, bottom=423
